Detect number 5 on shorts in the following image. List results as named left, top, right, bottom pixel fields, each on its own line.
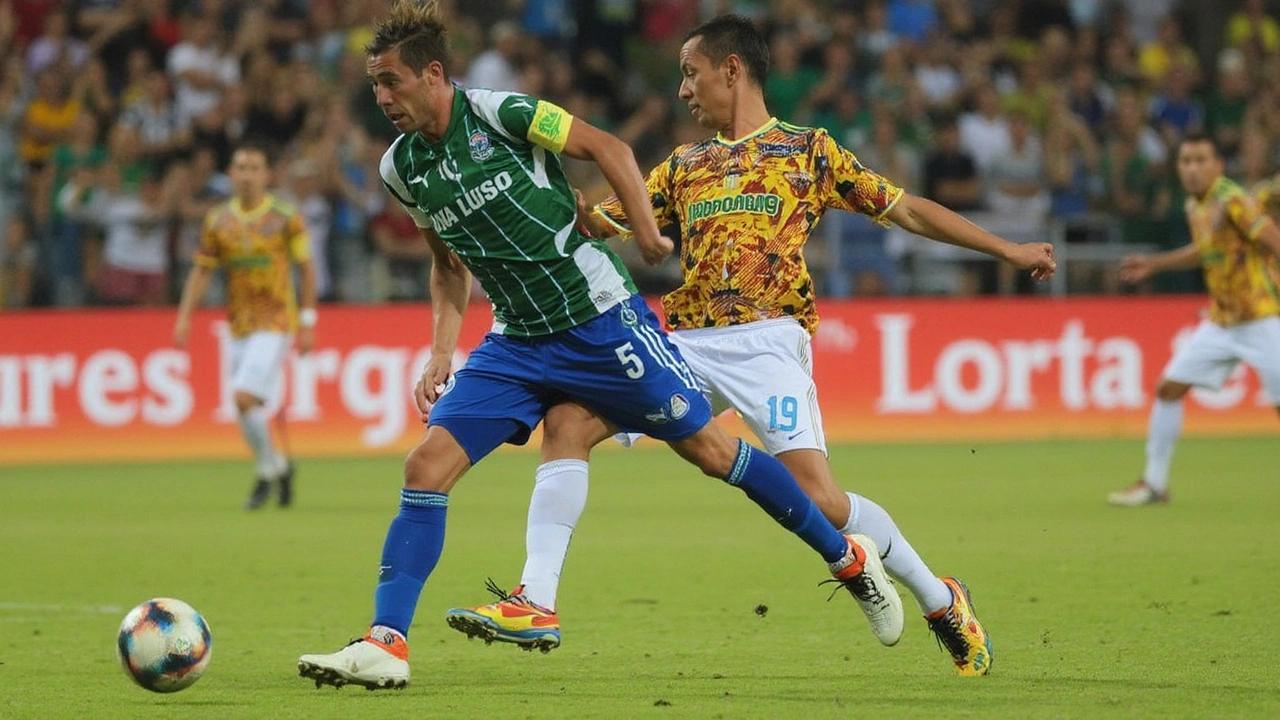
left=614, top=342, right=645, bottom=379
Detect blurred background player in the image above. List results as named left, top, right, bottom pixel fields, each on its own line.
left=297, top=1, right=902, bottom=692
left=173, top=142, right=317, bottom=510
left=1109, top=133, right=1280, bottom=506
left=445, top=14, right=1056, bottom=677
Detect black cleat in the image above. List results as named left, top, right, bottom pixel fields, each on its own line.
left=244, top=477, right=273, bottom=510
left=278, top=461, right=295, bottom=508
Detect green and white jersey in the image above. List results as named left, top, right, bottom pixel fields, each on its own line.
left=380, top=87, right=637, bottom=337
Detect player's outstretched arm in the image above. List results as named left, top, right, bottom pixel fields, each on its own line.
left=1256, top=222, right=1280, bottom=259
left=560, top=122, right=672, bottom=265
left=887, top=193, right=1057, bottom=281
left=1118, top=243, right=1200, bottom=284
left=416, top=227, right=471, bottom=414
left=173, top=264, right=213, bottom=348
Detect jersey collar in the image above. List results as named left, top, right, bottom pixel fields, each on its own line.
left=231, top=193, right=274, bottom=221
left=1192, top=175, right=1229, bottom=210
left=715, top=117, right=779, bottom=146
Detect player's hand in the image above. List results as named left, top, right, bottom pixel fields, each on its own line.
left=414, top=354, right=453, bottom=419
left=296, top=326, right=315, bottom=355
left=1008, top=242, right=1057, bottom=282
left=173, top=318, right=190, bottom=348
left=1119, top=254, right=1153, bottom=284
left=637, top=234, right=675, bottom=265
left=572, top=188, right=592, bottom=236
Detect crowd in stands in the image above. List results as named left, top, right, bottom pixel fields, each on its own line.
left=1, top=0, right=1277, bottom=309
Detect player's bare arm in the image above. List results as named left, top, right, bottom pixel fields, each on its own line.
left=559, top=121, right=673, bottom=265
left=886, top=193, right=1057, bottom=281
left=1119, top=243, right=1201, bottom=284
left=415, top=227, right=471, bottom=414
left=173, top=264, right=214, bottom=348
left=296, top=257, right=319, bottom=355
left=1255, top=221, right=1280, bottom=258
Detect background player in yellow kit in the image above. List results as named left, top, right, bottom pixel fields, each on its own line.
left=174, top=143, right=318, bottom=510
left=1110, top=133, right=1280, bottom=506
left=445, top=14, right=1056, bottom=676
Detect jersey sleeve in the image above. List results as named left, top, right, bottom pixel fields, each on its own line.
left=1225, top=194, right=1274, bottom=242
left=593, top=154, right=678, bottom=237
left=193, top=211, right=222, bottom=268
left=813, top=130, right=904, bottom=227
left=286, top=209, right=312, bottom=262
left=379, top=145, right=432, bottom=228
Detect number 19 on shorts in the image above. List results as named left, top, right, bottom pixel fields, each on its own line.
left=767, top=395, right=798, bottom=431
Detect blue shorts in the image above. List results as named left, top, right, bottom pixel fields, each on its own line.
left=429, top=295, right=712, bottom=463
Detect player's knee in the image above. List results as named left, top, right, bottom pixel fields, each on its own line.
left=1155, top=381, right=1190, bottom=402
left=403, top=440, right=465, bottom=492
left=233, top=391, right=262, bottom=414
left=671, top=428, right=739, bottom=479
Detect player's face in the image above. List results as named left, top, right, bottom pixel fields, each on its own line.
left=367, top=49, right=445, bottom=136
left=229, top=150, right=270, bottom=197
left=678, top=38, right=732, bottom=130
left=1176, top=141, right=1223, bottom=198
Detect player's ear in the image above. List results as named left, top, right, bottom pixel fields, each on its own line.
left=724, top=54, right=741, bottom=86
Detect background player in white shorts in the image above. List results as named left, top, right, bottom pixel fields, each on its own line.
left=174, top=143, right=317, bottom=510
left=445, top=14, right=1056, bottom=676
left=1110, top=133, right=1280, bottom=506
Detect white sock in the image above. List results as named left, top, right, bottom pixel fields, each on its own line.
left=841, top=492, right=953, bottom=615
left=1142, top=398, right=1183, bottom=493
left=519, top=460, right=589, bottom=609
left=237, top=405, right=283, bottom=478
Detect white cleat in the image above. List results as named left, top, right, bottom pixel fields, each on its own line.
left=827, top=533, right=905, bottom=646
left=1107, top=480, right=1169, bottom=507
left=298, top=635, right=410, bottom=691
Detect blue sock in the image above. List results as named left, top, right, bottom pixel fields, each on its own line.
left=726, top=440, right=847, bottom=563
left=372, top=488, right=449, bottom=636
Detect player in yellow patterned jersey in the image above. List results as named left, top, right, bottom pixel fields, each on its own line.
left=446, top=15, right=1057, bottom=676
left=1110, top=133, right=1280, bottom=506
left=174, top=143, right=318, bottom=510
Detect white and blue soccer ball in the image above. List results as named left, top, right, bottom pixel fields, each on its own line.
left=116, top=598, right=212, bottom=693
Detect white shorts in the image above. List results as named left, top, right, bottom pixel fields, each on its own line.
left=618, top=318, right=826, bottom=455
left=1163, top=317, right=1280, bottom=400
left=228, top=331, right=291, bottom=401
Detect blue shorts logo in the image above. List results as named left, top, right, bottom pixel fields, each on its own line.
left=439, top=374, right=457, bottom=396
left=469, top=130, right=494, bottom=162
left=669, top=393, right=690, bottom=420
left=620, top=306, right=639, bottom=327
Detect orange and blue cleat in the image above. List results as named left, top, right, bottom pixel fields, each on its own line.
left=445, top=580, right=561, bottom=653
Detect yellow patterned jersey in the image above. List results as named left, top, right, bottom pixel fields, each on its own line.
left=594, top=118, right=903, bottom=336
left=195, top=194, right=311, bottom=337
left=1186, top=176, right=1280, bottom=326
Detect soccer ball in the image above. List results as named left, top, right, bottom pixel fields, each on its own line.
left=116, top=598, right=212, bottom=693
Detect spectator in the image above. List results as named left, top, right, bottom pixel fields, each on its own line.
left=913, top=34, right=962, bottom=110
left=1066, top=62, right=1110, bottom=138
left=887, top=0, right=938, bottom=44
left=924, top=115, right=983, bottom=212
left=1206, top=49, right=1252, bottom=164
left=1138, top=16, right=1198, bottom=86
left=985, top=110, right=1050, bottom=222
left=17, top=68, right=79, bottom=170
left=959, top=85, right=1010, bottom=173
left=765, top=33, right=820, bottom=121
left=369, top=203, right=431, bottom=302
left=465, top=20, right=523, bottom=91
left=120, top=70, right=190, bottom=165
left=1, top=213, right=36, bottom=308
left=25, top=8, right=88, bottom=76
left=1225, top=0, right=1280, bottom=59
left=167, top=13, right=239, bottom=123
left=1148, top=64, right=1204, bottom=148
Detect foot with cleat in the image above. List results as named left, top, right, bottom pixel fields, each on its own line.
left=823, top=534, right=904, bottom=646
left=1107, top=480, right=1168, bottom=507
left=445, top=579, right=560, bottom=653
left=277, top=461, right=295, bottom=508
left=244, top=476, right=273, bottom=510
left=298, top=630, right=410, bottom=690
left=926, top=576, right=992, bottom=676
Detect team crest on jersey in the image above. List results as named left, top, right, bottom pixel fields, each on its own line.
left=469, top=129, right=494, bottom=162
left=724, top=174, right=740, bottom=189
left=669, top=393, right=690, bottom=420
left=785, top=171, right=813, bottom=194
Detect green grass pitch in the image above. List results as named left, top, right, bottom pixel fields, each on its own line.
left=1, top=437, right=1276, bottom=719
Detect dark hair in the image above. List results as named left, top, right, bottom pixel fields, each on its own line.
left=1178, top=131, right=1221, bottom=158
left=365, top=0, right=452, bottom=75
left=685, top=14, right=769, bottom=87
left=232, top=141, right=276, bottom=167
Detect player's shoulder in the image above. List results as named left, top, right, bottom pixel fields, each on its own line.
left=463, top=86, right=536, bottom=112
left=204, top=199, right=234, bottom=223
left=1212, top=176, right=1249, bottom=204
left=379, top=134, right=412, bottom=179
left=266, top=194, right=299, bottom=217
